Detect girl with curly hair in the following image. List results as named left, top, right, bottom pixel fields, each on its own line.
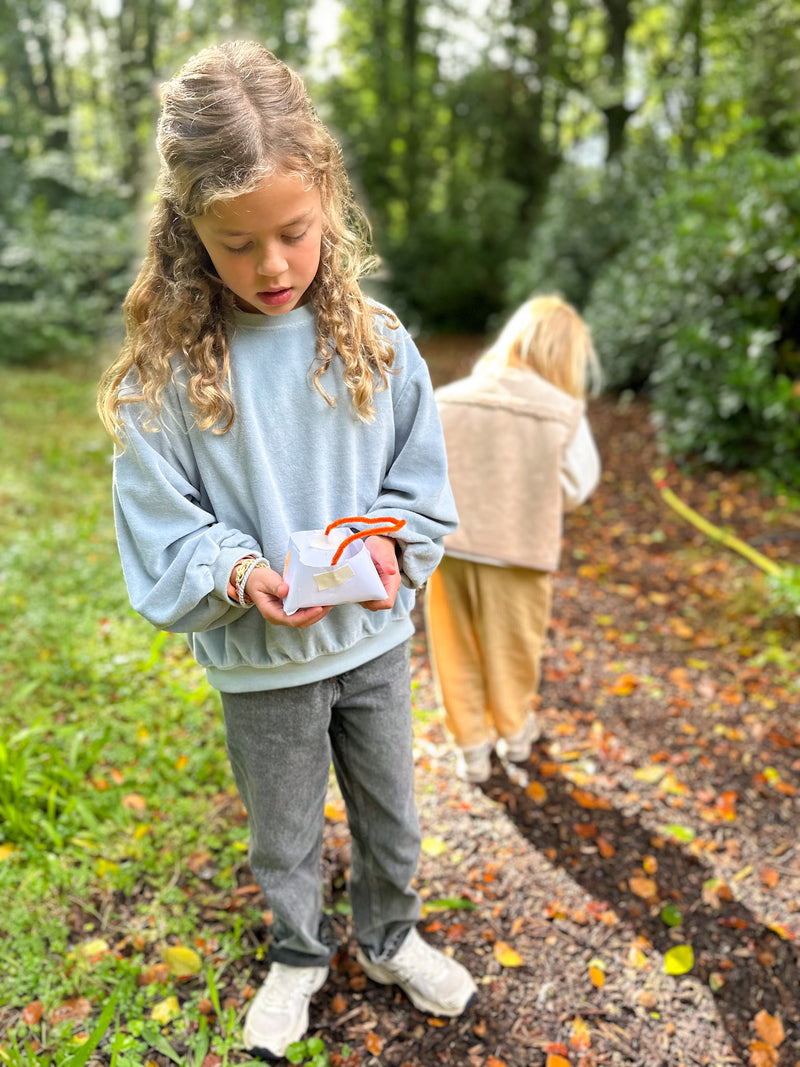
left=98, top=40, right=474, bottom=1061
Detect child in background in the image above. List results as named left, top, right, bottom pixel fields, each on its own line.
left=98, top=41, right=475, bottom=1061
left=425, top=295, right=601, bottom=784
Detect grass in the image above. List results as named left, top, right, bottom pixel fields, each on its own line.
left=0, top=361, right=275, bottom=1064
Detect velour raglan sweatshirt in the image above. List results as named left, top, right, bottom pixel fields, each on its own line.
left=111, top=303, right=458, bottom=693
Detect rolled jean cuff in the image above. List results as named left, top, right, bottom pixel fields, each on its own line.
left=268, top=915, right=338, bottom=967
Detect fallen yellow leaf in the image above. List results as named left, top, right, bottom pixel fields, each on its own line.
left=324, top=800, right=346, bottom=822
left=588, top=956, right=606, bottom=988
left=493, top=941, right=523, bottom=967
left=634, top=765, right=666, bottom=784
left=627, top=945, right=649, bottom=969
left=78, top=938, right=110, bottom=959
left=0, top=843, right=17, bottom=862
left=664, top=944, right=694, bottom=975
left=421, top=836, right=448, bottom=857
left=150, top=996, right=181, bottom=1025
left=162, top=944, right=202, bottom=977
left=570, top=1016, right=591, bottom=1049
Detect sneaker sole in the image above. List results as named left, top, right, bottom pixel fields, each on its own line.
left=356, top=950, right=478, bottom=1017
left=245, top=1045, right=281, bottom=1063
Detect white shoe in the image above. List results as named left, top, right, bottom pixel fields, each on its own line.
left=243, top=961, right=328, bottom=1060
left=498, top=712, right=541, bottom=763
left=455, top=740, right=492, bottom=783
left=356, top=927, right=477, bottom=1017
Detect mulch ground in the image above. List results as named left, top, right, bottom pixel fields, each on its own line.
left=307, top=339, right=800, bottom=1067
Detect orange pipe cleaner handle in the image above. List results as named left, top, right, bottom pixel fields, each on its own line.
left=324, top=515, right=406, bottom=566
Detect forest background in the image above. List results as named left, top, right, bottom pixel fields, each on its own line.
left=2, top=0, right=800, bottom=485
left=1, top=2, right=800, bottom=1066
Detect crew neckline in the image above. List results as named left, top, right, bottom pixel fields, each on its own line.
left=232, top=304, right=315, bottom=329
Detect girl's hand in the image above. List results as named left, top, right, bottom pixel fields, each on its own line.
left=246, top=567, right=332, bottom=628
left=360, top=535, right=402, bottom=611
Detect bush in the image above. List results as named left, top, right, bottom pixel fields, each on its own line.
left=0, top=157, right=134, bottom=364
left=503, top=150, right=667, bottom=313
left=379, top=177, right=528, bottom=333
left=584, top=146, right=800, bottom=483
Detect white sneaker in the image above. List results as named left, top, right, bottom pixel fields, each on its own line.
left=455, top=740, right=492, bottom=783
left=498, top=712, right=541, bottom=763
left=356, top=927, right=477, bottom=1017
left=243, top=961, right=328, bottom=1060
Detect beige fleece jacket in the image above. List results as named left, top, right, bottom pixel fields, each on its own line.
left=435, top=366, right=599, bottom=571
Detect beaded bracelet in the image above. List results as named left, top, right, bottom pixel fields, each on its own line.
left=234, top=557, right=270, bottom=608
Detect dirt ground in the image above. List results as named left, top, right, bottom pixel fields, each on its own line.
left=308, top=337, right=800, bottom=1067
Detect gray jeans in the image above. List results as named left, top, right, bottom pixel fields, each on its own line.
left=221, top=641, right=421, bottom=966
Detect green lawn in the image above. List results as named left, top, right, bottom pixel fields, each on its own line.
left=0, top=362, right=267, bottom=1065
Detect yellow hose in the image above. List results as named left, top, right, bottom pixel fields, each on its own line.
left=651, top=468, right=784, bottom=577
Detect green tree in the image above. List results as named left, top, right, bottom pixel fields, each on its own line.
left=0, top=0, right=311, bottom=363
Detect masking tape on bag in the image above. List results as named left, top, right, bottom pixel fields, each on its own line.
left=314, top=564, right=355, bottom=591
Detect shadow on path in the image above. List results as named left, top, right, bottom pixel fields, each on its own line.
left=481, top=753, right=800, bottom=1065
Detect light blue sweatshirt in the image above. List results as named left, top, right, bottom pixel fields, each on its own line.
left=112, top=303, right=458, bottom=692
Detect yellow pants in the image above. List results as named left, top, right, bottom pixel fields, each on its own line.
left=424, top=556, right=552, bottom=750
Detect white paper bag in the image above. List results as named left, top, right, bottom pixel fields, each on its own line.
left=282, top=516, right=405, bottom=616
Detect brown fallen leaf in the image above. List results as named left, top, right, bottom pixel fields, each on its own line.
left=571, top=788, right=613, bottom=810
left=121, top=792, right=147, bottom=813
left=759, top=867, right=779, bottom=888
left=22, top=1000, right=44, bottom=1026
left=753, top=1009, right=785, bottom=1048
left=525, top=780, right=547, bottom=803
left=48, top=997, right=92, bottom=1026
left=748, top=1040, right=779, bottom=1067
left=629, top=876, right=658, bottom=902
left=365, top=1031, right=383, bottom=1054
left=138, top=962, right=170, bottom=986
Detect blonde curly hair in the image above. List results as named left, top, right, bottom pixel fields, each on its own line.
left=98, top=41, right=395, bottom=445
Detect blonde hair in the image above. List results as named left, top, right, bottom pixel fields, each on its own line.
left=98, top=41, right=395, bottom=445
left=476, top=294, right=601, bottom=399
